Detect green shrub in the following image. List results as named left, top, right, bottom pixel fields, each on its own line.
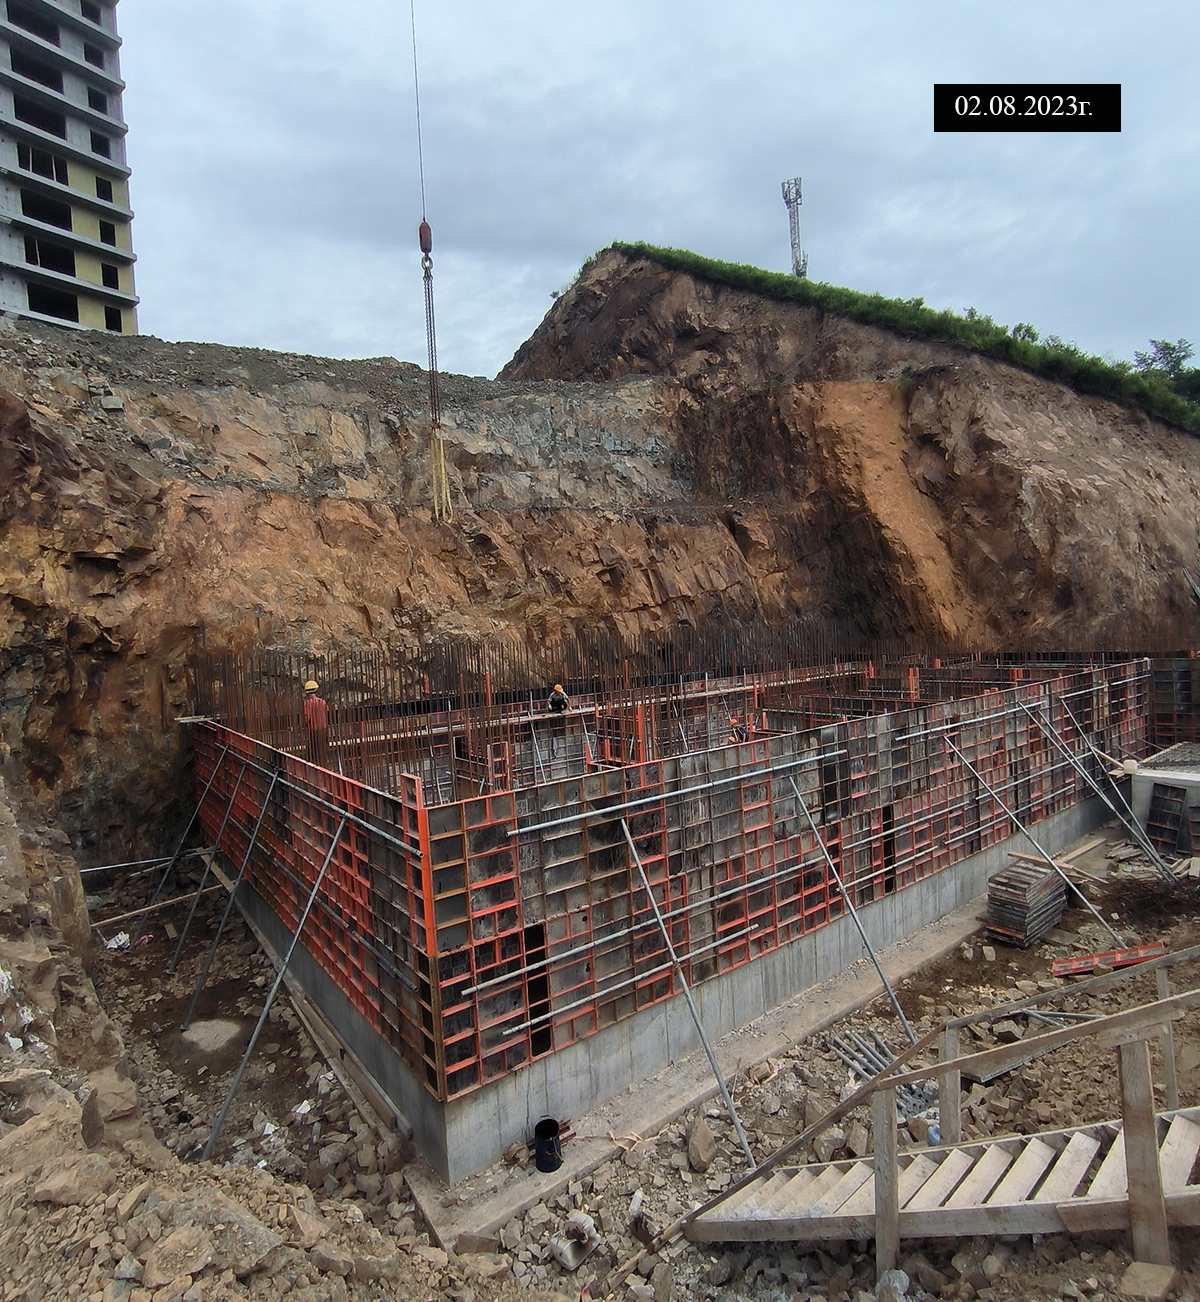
left=601, top=242, right=1200, bottom=433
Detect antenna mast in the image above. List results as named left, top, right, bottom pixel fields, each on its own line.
left=781, top=177, right=808, bottom=279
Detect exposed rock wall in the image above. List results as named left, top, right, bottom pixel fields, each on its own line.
left=0, top=323, right=824, bottom=856
left=504, top=248, right=1200, bottom=646
left=2, top=245, right=1199, bottom=856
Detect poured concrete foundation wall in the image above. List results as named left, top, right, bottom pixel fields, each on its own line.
left=237, top=793, right=1106, bottom=1182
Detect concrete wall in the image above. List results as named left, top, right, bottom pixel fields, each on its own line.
left=238, top=792, right=1107, bottom=1184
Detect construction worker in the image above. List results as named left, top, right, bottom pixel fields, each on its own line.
left=547, top=683, right=570, bottom=714
left=729, top=712, right=749, bottom=743
left=302, top=680, right=330, bottom=765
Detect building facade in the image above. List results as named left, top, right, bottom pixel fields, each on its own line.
left=0, top=0, right=136, bottom=333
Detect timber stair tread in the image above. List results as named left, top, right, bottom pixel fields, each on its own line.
left=685, top=1107, right=1200, bottom=1244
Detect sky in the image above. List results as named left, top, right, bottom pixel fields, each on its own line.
left=118, top=1, right=1199, bottom=379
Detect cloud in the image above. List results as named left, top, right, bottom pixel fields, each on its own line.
left=119, top=0, right=1199, bottom=376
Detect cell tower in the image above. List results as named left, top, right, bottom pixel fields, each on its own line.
left=781, top=177, right=808, bottom=278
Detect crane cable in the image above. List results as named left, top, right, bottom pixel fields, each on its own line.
left=410, top=0, right=453, bottom=523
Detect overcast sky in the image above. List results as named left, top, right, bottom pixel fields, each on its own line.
left=118, top=1, right=1198, bottom=379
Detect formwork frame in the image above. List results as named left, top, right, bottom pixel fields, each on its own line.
left=189, top=654, right=1152, bottom=1114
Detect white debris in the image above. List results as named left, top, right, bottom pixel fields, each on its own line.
left=105, top=932, right=131, bottom=951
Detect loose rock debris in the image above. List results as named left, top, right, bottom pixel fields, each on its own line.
left=6, top=807, right=1200, bottom=1300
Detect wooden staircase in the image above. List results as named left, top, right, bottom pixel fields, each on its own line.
left=686, top=1108, right=1200, bottom=1245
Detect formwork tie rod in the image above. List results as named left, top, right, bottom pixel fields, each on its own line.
left=942, top=737, right=1125, bottom=946
left=619, top=818, right=756, bottom=1171
left=1017, top=701, right=1175, bottom=883
left=201, top=814, right=347, bottom=1162
left=788, top=777, right=918, bottom=1046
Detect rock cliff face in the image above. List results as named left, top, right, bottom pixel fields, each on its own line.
left=0, top=322, right=825, bottom=855
left=504, top=248, right=1200, bottom=647
left=2, top=247, right=1198, bottom=855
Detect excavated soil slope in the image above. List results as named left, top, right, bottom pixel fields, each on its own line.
left=2, top=256, right=1199, bottom=853
left=504, top=248, right=1200, bottom=648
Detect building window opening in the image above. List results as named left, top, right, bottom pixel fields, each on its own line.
left=83, top=43, right=104, bottom=69
left=98, top=220, right=116, bottom=245
left=27, top=284, right=78, bottom=322
left=24, top=235, right=76, bottom=276
left=95, top=176, right=114, bottom=202
left=104, top=305, right=123, bottom=333
left=17, top=142, right=68, bottom=184
left=89, top=131, right=111, bottom=159
left=14, top=96, right=67, bottom=139
left=87, top=87, right=108, bottom=114
left=10, top=49, right=64, bottom=92
left=21, top=189, right=72, bottom=230
left=101, top=263, right=118, bottom=289
left=81, top=1, right=103, bottom=23
left=7, top=3, right=59, bottom=45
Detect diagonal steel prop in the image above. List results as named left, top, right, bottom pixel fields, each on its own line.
left=1018, top=700, right=1174, bottom=882
left=166, top=762, right=247, bottom=969
left=201, top=814, right=347, bottom=1161
left=1059, top=698, right=1177, bottom=881
left=619, top=818, right=755, bottom=1170
left=943, top=737, right=1124, bottom=945
left=140, top=744, right=231, bottom=924
left=788, top=777, right=917, bottom=1045
left=180, top=769, right=281, bottom=1027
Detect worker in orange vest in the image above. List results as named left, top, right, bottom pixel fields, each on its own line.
left=303, top=680, right=329, bottom=765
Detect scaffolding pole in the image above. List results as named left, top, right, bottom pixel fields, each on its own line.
left=1018, top=701, right=1175, bottom=882
left=788, top=777, right=917, bottom=1045
left=943, top=737, right=1125, bottom=945
left=619, top=818, right=755, bottom=1170
left=201, top=814, right=347, bottom=1161
left=180, top=769, right=281, bottom=1027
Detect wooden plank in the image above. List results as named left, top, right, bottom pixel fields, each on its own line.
left=988, top=1138, right=1056, bottom=1204
left=938, top=1025, right=962, bottom=1146
left=838, top=1170, right=877, bottom=1216
left=1119, top=1038, right=1171, bottom=1266
left=729, top=1172, right=791, bottom=1217
left=91, top=883, right=223, bottom=929
left=945, top=942, right=1200, bottom=1032
left=1158, top=968, right=1180, bottom=1112
left=897, top=1154, right=939, bottom=1205
left=885, top=989, right=1200, bottom=1092
left=1035, top=1131, right=1101, bottom=1202
left=945, top=1145, right=1013, bottom=1208
left=810, top=1162, right=873, bottom=1216
left=1158, top=1114, right=1200, bottom=1192
left=687, top=1190, right=1200, bottom=1246
left=1088, top=1133, right=1128, bottom=1200
left=906, top=1149, right=972, bottom=1211
left=787, top=1165, right=844, bottom=1211
left=755, top=1169, right=818, bottom=1215
left=873, top=1088, right=899, bottom=1277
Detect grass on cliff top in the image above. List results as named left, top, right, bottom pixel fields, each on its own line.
left=602, top=241, right=1200, bottom=433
